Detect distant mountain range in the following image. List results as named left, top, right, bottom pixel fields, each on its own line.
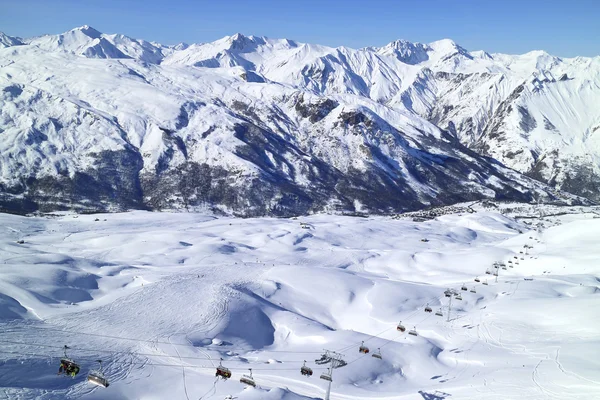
left=0, top=26, right=598, bottom=215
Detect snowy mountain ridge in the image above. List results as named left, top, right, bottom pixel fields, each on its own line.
left=0, top=26, right=598, bottom=214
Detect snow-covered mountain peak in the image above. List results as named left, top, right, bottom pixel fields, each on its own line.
left=428, top=38, right=465, bottom=53
left=0, top=32, right=23, bottom=48
left=470, top=50, right=493, bottom=60
left=0, top=26, right=599, bottom=214
left=69, top=24, right=103, bottom=39
left=374, top=39, right=430, bottom=65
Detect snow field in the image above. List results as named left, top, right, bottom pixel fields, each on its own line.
left=0, top=207, right=599, bottom=399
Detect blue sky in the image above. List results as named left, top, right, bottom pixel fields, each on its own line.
left=3, top=0, right=599, bottom=57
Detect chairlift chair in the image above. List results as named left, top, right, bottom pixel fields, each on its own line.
left=372, top=348, right=382, bottom=360
left=396, top=321, right=406, bottom=332
left=508, top=260, right=513, bottom=264
left=461, top=284, right=467, bottom=291
left=424, top=304, right=432, bottom=313
left=216, top=359, right=232, bottom=380
left=455, top=293, right=462, bottom=300
left=502, top=265, right=507, bottom=270
left=359, top=341, right=370, bottom=354
left=300, top=361, right=313, bottom=377
left=435, top=308, right=443, bottom=317
left=485, top=269, right=491, bottom=275
left=482, top=280, right=489, bottom=285
left=474, top=277, right=480, bottom=282
left=444, top=289, right=453, bottom=297
left=87, top=360, right=109, bottom=388
left=59, top=346, right=80, bottom=378
left=320, top=369, right=332, bottom=381
left=470, top=287, right=476, bottom=293
left=408, top=326, right=418, bottom=336
left=240, top=369, right=256, bottom=387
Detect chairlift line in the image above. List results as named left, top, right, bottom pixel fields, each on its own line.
left=0, top=349, right=327, bottom=372
left=6, top=325, right=324, bottom=354
left=0, top=339, right=315, bottom=364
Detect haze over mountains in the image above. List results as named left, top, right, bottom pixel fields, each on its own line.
left=1, top=26, right=599, bottom=215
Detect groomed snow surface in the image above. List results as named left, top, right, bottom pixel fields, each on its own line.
left=1, top=206, right=599, bottom=399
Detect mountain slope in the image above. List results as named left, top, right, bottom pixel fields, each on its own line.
left=24, top=26, right=169, bottom=63
left=0, top=27, right=596, bottom=215
left=0, top=32, right=23, bottom=48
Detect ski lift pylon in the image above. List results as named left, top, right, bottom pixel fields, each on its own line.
left=87, top=360, right=109, bottom=388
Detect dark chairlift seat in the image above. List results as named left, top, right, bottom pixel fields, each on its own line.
left=216, top=359, right=232, bottom=380
left=359, top=341, right=369, bottom=354
left=300, top=361, right=313, bottom=377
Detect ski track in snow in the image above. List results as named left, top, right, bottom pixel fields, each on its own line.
left=0, top=206, right=599, bottom=399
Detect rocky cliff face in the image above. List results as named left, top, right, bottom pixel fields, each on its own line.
left=0, top=27, right=595, bottom=215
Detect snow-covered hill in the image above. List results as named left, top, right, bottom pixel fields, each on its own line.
left=0, top=26, right=598, bottom=215
left=1, top=205, right=599, bottom=399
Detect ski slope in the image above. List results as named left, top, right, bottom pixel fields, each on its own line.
left=0, top=205, right=599, bottom=399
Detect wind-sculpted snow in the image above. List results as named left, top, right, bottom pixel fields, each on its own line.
left=0, top=26, right=598, bottom=214
left=1, top=205, right=599, bottom=399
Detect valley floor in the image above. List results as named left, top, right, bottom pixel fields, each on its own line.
left=0, top=205, right=599, bottom=399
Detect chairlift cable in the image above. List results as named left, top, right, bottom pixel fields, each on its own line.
left=2, top=325, right=323, bottom=354
left=0, top=349, right=329, bottom=371
left=0, top=339, right=318, bottom=364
